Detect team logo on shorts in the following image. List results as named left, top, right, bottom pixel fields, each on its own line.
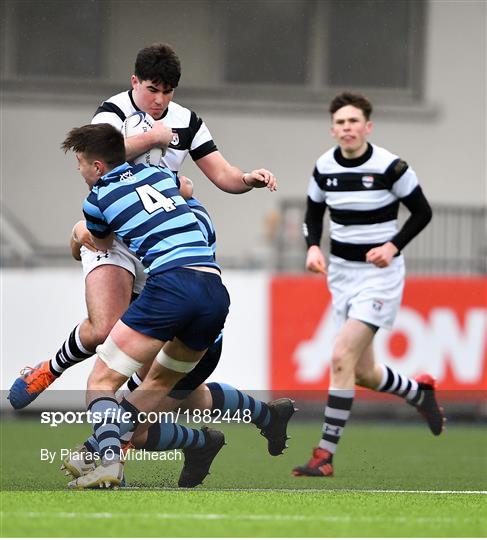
left=171, top=132, right=180, bottom=146
left=361, top=175, right=374, bottom=188
left=372, top=299, right=384, bottom=312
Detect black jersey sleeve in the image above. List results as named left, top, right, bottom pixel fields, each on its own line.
left=391, top=186, right=432, bottom=251
left=92, top=101, right=126, bottom=123
left=188, top=111, right=218, bottom=161
left=304, top=196, right=327, bottom=248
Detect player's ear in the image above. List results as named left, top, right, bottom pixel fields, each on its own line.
left=93, top=160, right=104, bottom=176
left=130, top=75, right=138, bottom=89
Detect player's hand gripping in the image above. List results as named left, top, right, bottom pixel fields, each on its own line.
left=151, top=121, right=174, bottom=149
left=71, top=220, right=110, bottom=255
left=243, top=169, right=277, bottom=191
left=71, top=220, right=98, bottom=252
left=366, top=241, right=398, bottom=268
left=306, top=245, right=327, bottom=274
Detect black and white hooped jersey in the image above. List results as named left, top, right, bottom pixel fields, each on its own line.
left=307, top=143, right=419, bottom=260
left=92, top=90, right=217, bottom=173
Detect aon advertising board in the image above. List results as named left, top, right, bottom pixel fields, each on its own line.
left=270, top=277, right=486, bottom=399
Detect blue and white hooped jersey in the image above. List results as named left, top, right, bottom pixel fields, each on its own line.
left=83, top=163, right=219, bottom=275
left=186, top=197, right=216, bottom=259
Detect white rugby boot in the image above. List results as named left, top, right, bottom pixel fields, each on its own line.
left=60, top=445, right=96, bottom=478
left=68, top=461, right=124, bottom=490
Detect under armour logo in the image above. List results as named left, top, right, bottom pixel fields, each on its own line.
left=324, top=425, right=340, bottom=436
left=96, top=252, right=110, bottom=261
left=326, top=177, right=338, bottom=187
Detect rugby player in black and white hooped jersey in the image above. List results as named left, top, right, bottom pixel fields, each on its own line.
left=293, top=92, right=445, bottom=478
left=8, top=43, right=276, bottom=408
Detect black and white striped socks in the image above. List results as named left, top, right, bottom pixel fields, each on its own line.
left=318, top=389, right=355, bottom=454
left=49, top=324, right=94, bottom=376
left=376, top=364, right=424, bottom=404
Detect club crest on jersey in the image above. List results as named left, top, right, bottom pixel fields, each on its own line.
left=171, top=132, right=179, bottom=146
left=361, top=175, right=374, bottom=188
left=120, top=171, right=134, bottom=182
left=372, top=299, right=384, bottom=312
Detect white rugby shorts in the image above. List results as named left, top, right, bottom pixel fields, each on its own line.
left=80, top=238, right=147, bottom=294
left=327, top=254, right=405, bottom=330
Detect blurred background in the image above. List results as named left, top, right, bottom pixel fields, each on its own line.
left=1, top=0, right=485, bottom=270
left=1, top=1, right=486, bottom=417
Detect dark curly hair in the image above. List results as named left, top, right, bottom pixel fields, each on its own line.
left=134, top=43, right=181, bottom=88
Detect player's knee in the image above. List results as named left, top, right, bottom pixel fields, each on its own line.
left=96, top=335, right=143, bottom=378
left=88, top=320, right=118, bottom=347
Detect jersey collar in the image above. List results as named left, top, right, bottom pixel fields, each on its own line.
left=334, top=142, right=373, bottom=168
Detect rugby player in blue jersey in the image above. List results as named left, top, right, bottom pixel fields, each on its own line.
left=57, top=122, right=233, bottom=488
left=9, top=42, right=277, bottom=410
left=55, top=123, right=292, bottom=489
left=61, top=176, right=295, bottom=485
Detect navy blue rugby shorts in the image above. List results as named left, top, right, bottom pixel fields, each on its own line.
left=121, top=267, right=230, bottom=351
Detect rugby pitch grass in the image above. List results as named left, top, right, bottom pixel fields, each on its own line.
left=1, top=420, right=486, bottom=537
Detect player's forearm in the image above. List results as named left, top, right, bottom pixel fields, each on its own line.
left=195, top=152, right=252, bottom=194
left=124, top=133, right=159, bottom=162
left=209, top=165, right=251, bottom=194
left=392, top=186, right=433, bottom=251
left=70, top=237, right=81, bottom=261
left=304, top=196, right=327, bottom=248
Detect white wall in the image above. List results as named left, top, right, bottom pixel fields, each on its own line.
left=0, top=270, right=269, bottom=409
left=1, top=1, right=485, bottom=263
left=3, top=269, right=485, bottom=411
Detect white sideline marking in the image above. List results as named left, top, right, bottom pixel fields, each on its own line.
left=95, top=487, right=487, bottom=494
left=0, top=511, right=482, bottom=524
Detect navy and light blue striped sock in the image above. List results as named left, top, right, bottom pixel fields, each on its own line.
left=144, top=420, right=206, bottom=451
left=84, top=397, right=139, bottom=452
left=88, top=397, right=121, bottom=462
left=206, top=382, right=271, bottom=429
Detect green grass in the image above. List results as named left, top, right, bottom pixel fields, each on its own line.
left=1, top=419, right=486, bottom=537
left=2, top=490, right=485, bottom=537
